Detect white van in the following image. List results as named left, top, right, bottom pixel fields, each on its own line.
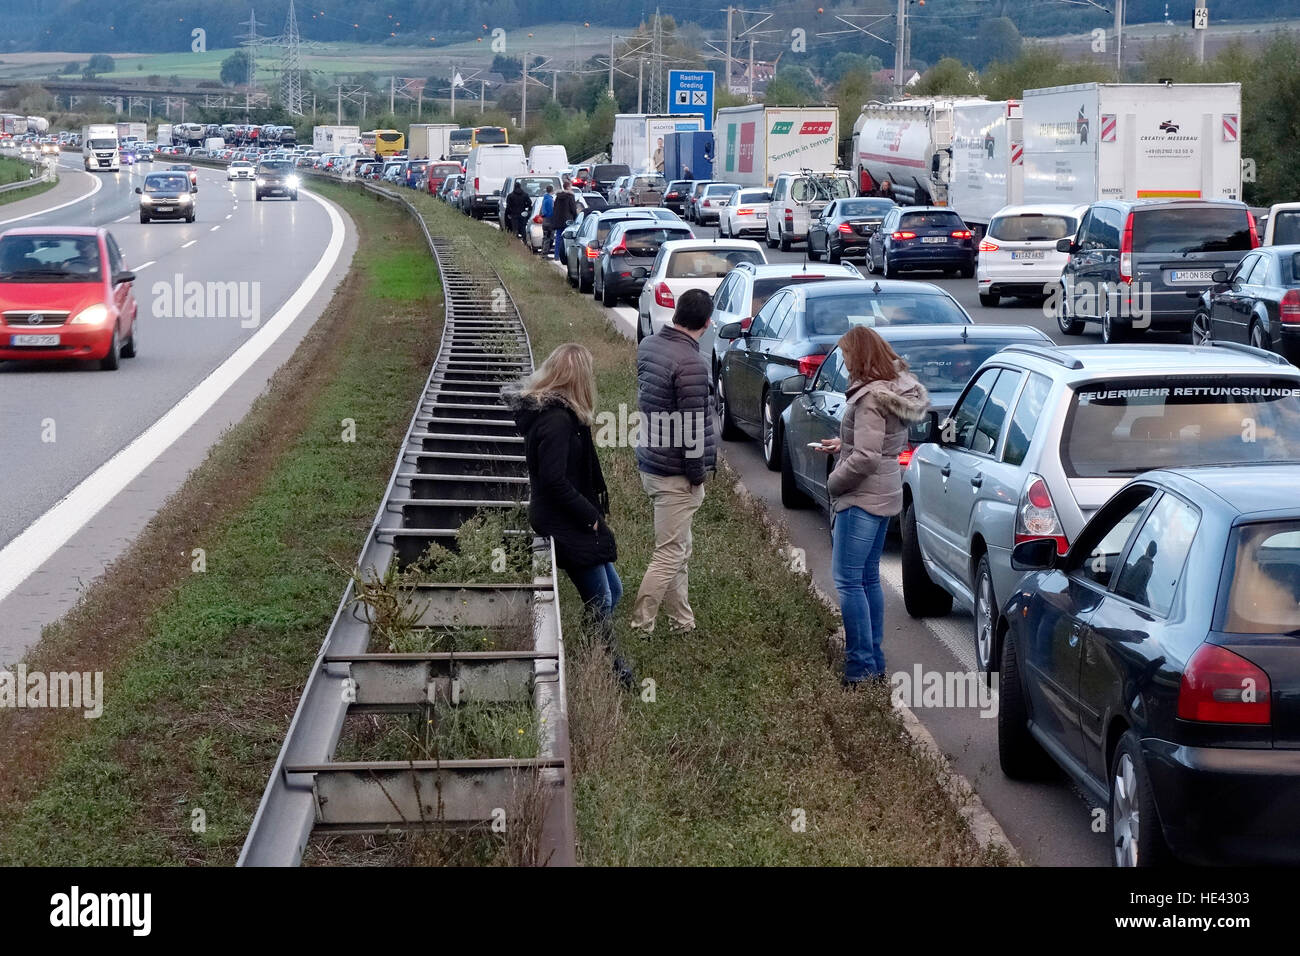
left=462, top=143, right=527, bottom=218
left=527, top=144, right=569, bottom=176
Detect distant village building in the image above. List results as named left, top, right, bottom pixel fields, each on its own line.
left=873, top=68, right=921, bottom=88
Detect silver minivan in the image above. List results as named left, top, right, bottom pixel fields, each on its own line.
left=901, top=341, right=1300, bottom=678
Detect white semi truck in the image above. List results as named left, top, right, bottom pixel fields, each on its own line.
left=714, top=105, right=840, bottom=188
left=852, top=97, right=1023, bottom=235
left=82, top=124, right=119, bottom=171
left=1021, top=82, right=1243, bottom=205
left=612, top=114, right=705, bottom=173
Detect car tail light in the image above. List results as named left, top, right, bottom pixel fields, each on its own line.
left=585, top=246, right=600, bottom=259
left=738, top=207, right=753, bottom=216
left=837, top=223, right=854, bottom=234
left=609, top=241, right=628, bottom=256
left=655, top=282, right=676, bottom=308
left=474, top=177, right=480, bottom=190
left=1178, top=644, right=1271, bottom=725
left=1249, top=213, right=1261, bottom=248
left=703, top=199, right=713, bottom=207
left=897, top=445, right=914, bottom=468
left=951, top=229, right=973, bottom=239
left=532, top=214, right=542, bottom=223
left=785, top=210, right=794, bottom=225
left=1119, top=211, right=1134, bottom=283
left=1282, top=290, right=1300, bottom=324
left=978, top=239, right=999, bottom=252
left=1015, top=474, right=1069, bottom=554
left=892, top=230, right=917, bottom=240
left=797, top=354, right=826, bottom=377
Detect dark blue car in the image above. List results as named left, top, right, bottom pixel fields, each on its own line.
left=1001, top=463, right=1300, bottom=866
left=866, top=205, right=976, bottom=278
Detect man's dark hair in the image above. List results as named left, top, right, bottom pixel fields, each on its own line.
left=545, top=184, right=554, bottom=193
left=672, top=288, right=713, bottom=331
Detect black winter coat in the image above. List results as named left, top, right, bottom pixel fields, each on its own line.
left=634, top=326, right=717, bottom=484
left=505, top=186, right=530, bottom=221
left=549, top=190, right=578, bottom=229
left=508, top=391, right=617, bottom=571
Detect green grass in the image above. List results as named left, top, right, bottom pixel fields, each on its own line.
left=397, top=190, right=1006, bottom=867
left=0, top=183, right=441, bottom=865
left=0, top=157, right=55, bottom=206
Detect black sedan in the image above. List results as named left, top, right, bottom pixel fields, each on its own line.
left=715, top=278, right=973, bottom=470
left=778, top=324, right=1052, bottom=511
left=808, top=197, right=896, bottom=264
left=1001, top=463, right=1300, bottom=866
left=1191, top=244, right=1300, bottom=363
left=593, top=220, right=694, bottom=307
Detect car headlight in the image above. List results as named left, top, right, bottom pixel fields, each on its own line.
left=179, top=192, right=192, bottom=202
left=287, top=175, right=299, bottom=188
left=70, top=303, right=110, bottom=325
left=140, top=194, right=154, bottom=203
left=256, top=177, right=266, bottom=186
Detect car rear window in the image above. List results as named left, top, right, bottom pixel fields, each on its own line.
left=704, top=184, right=738, bottom=196
left=989, top=213, right=1078, bottom=241
left=1062, top=377, right=1300, bottom=478
left=595, top=215, right=653, bottom=241
left=1219, top=520, right=1300, bottom=634
left=891, top=339, right=1039, bottom=394
left=801, top=291, right=971, bottom=335
left=1131, top=206, right=1253, bottom=253
left=791, top=177, right=854, bottom=202
left=900, top=211, right=965, bottom=231
left=1271, top=210, right=1300, bottom=246
left=594, top=164, right=630, bottom=181
left=838, top=199, right=893, bottom=217
left=432, top=163, right=460, bottom=176
left=750, top=275, right=843, bottom=313
left=620, top=227, right=693, bottom=256
left=666, top=248, right=764, bottom=278
left=476, top=128, right=507, bottom=144
left=738, top=190, right=772, bottom=203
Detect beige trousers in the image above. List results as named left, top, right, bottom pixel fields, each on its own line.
left=630, top=472, right=706, bottom=632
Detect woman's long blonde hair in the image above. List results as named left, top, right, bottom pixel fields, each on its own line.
left=519, top=343, right=597, bottom=424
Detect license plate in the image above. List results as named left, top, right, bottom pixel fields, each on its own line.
left=1168, top=269, right=1216, bottom=283
left=11, top=334, right=59, bottom=346
left=756, top=212, right=766, bottom=219
left=155, top=205, right=172, bottom=211
left=922, top=236, right=948, bottom=244
left=1011, top=250, right=1046, bottom=260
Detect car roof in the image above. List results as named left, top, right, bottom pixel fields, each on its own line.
left=864, top=323, right=1052, bottom=344
left=1093, top=197, right=1247, bottom=210
left=592, top=208, right=659, bottom=221
left=1003, top=343, right=1300, bottom=379
left=738, top=262, right=861, bottom=280
left=1137, top=464, right=1300, bottom=519
left=991, top=203, right=1088, bottom=217
left=609, top=219, right=692, bottom=233
left=895, top=205, right=964, bottom=214
left=2, top=226, right=102, bottom=237
left=658, top=238, right=764, bottom=252
left=800, top=278, right=950, bottom=297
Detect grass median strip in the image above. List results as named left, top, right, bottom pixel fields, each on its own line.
left=0, top=184, right=441, bottom=865
left=403, top=192, right=1007, bottom=866
left=0, top=156, right=55, bottom=207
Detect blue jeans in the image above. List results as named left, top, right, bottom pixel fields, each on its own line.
left=567, top=561, right=623, bottom=623
left=831, top=506, right=890, bottom=681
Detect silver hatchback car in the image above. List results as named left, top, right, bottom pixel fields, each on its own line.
left=901, top=341, right=1300, bottom=678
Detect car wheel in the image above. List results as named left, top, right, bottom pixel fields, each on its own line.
left=827, top=244, right=841, bottom=265
left=187, top=212, right=195, bottom=223
left=766, top=224, right=778, bottom=249
left=973, top=555, right=999, bottom=679
left=120, top=321, right=137, bottom=358
left=1250, top=319, right=1271, bottom=351
left=719, top=218, right=729, bottom=238
left=761, top=392, right=781, bottom=471
left=1110, top=730, right=1172, bottom=867
left=901, top=503, right=952, bottom=617
left=866, top=248, right=879, bottom=274
left=808, top=241, right=822, bottom=261
left=1102, top=310, right=1127, bottom=344
left=717, top=374, right=744, bottom=441
left=960, top=263, right=975, bottom=279
left=1190, top=310, right=1213, bottom=345
left=1057, top=284, right=1085, bottom=335
left=601, top=274, right=617, bottom=307
left=979, top=292, right=1000, bottom=308
left=636, top=315, right=647, bottom=342
left=291, top=192, right=299, bottom=201
left=579, top=266, right=592, bottom=295
left=997, top=628, right=1055, bottom=779
left=100, top=327, right=121, bottom=371
left=780, top=433, right=810, bottom=509
left=779, top=228, right=791, bottom=253
left=566, top=264, right=577, bottom=288
left=256, top=192, right=263, bottom=201
left=883, top=250, right=898, bottom=278
left=139, top=213, right=149, bottom=224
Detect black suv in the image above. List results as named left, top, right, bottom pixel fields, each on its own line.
left=256, top=159, right=299, bottom=201
left=1055, top=198, right=1256, bottom=344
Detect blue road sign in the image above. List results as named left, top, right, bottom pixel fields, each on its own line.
left=668, top=70, right=715, bottom=131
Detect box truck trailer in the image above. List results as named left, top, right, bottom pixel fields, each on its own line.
left=408, top=123, right=458, bottom=160
left=115, top=121, right=147, bottom=145
left=1021, top=82, right=1242, bottom=205
left=612, top=114, right=705, bottom=173
left=156, top=123, right=173, bottom=147
left=663, top=130, right=714, bottom=181
left=715, top=105, right=840, bottom=188
left=312, top=125, right=361, bottom=154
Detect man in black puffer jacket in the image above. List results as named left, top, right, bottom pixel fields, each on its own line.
left=630, top=288, right=717, bottom=634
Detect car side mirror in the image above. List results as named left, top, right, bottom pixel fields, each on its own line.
left=719, top=320, right=745, bottom=340
left=134, top=186, right=142, bottom=194
left=1212, top=269, right=1229, bottom=283
left=191, top=184, right=198, bottom=193
left=113, top=270, right=136, bottom=285
left=1056, top=238, right=1075, bottom=254
left=1011, top=538, right=1057, bottom=572
left=780, top=373, right=808, bottom=396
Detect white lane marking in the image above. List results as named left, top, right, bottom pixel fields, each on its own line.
left=226, top=214, right=233, bottom=219
left=182, top=239, right=196, bottom=248
left=115, top=214, right=130, bottom=222
left=210, top=225, right=220, bottom=232
left=136, top=260, right=156, bottom=270
left=0, top=169, right=102, bottom=226
left=0, top=189, right=347, bottom=605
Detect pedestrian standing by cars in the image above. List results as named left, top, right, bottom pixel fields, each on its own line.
left=551, top=182, right=578, bottom=263
left=505, top=181, right=530, bottom=240
left=630, top=289, right=717, bottom=634
left=508, top=344, right=635, bottom=688
left=815, top=325, right=928, bottom=687
left=540, top=185, right=556, bottom=254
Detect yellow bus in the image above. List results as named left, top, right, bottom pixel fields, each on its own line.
left=471, top=126, right=507, bottom=148
left=369, top=129, right=405, bottom=157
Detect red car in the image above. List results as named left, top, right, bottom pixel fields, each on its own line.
left=168, top=163, right=199, bottom=188
left=426, top=161, right=462, bottom=196
left=0, top=227, right=139, bottom=370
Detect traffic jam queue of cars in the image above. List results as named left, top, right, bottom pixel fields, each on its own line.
left=463, top=127, right=1300, bottom=867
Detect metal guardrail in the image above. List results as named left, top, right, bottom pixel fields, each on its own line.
left=0, top=159, right=56, bottom=195
left=238, top=180, right=575, bottom=866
